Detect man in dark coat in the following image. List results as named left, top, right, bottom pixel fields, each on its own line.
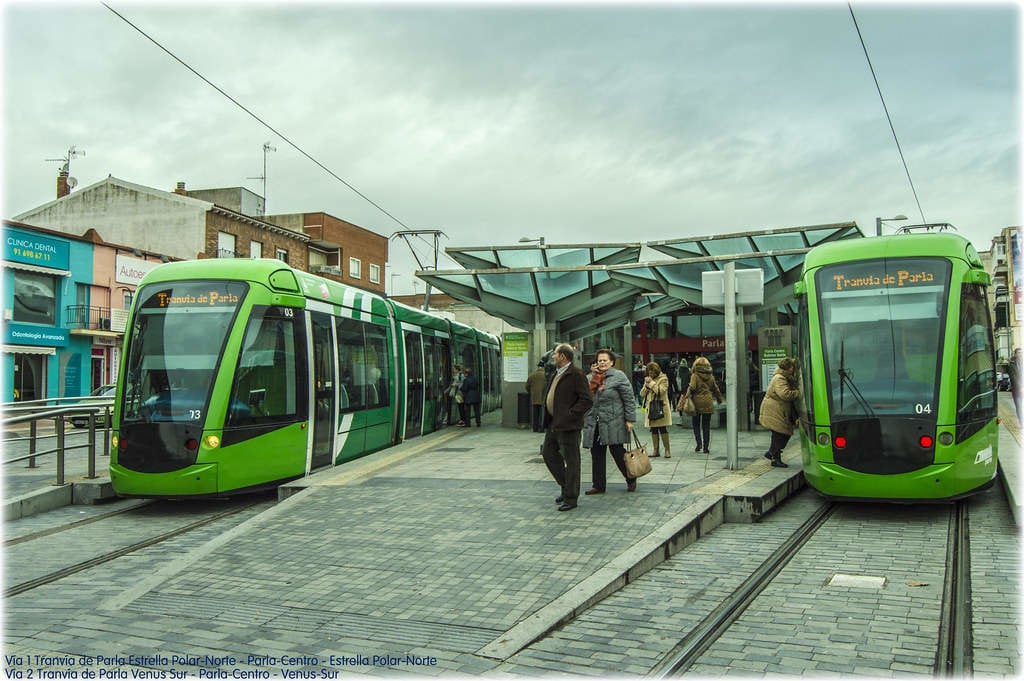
left=459, top=367, right=482, bottom=427
left=541, top=343, right=593, bottom=512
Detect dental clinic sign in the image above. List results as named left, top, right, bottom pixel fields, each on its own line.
left=5, top=231, right=70, bottom=270
left=115, top=254, right=162, bottom=286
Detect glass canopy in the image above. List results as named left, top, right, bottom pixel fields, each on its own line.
left=416, top=223, right=864, bottom=340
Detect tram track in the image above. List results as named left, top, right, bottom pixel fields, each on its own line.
left=652, top=502, right=838, bottom=676
left=936, top=499, right=972, bottom=676
left=646, top=496, right=976, bottom=678
left=5, top=497, right=272, bottom=598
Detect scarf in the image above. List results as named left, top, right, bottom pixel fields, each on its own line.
left=589, top=368, right=607, bottom=393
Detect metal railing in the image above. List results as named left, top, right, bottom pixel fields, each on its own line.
left=64, top=304, right=113, bottom=331
left=2, top=396, right=113, bottom=486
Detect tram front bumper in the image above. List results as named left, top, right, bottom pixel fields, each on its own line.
left=110, top=462, right=219, bottom=498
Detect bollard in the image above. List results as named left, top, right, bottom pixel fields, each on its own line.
left=55, top=415, right=66, bottom=486
left=103, top=405, right=111, bottom=457
left=87, top=413, right=97, bottom=479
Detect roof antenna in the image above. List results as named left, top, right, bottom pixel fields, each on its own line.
left=46, top=145, right=85, bottom=197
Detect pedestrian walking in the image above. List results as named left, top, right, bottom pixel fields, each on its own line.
left=639, top=361, right=672, bottom=459
left=525, top=362, right=547, bottom=433
left=446, top=364, right=462, bottom=425
left=541, top=343, right=594, bottom=512
left=581, top=349, right=638, bottom=494
left=759, top=356, right=801, bottom=468
left=675, top=358, right=691, bottom=425
left=458, top=366, right=482, bottom=427
left=684, top=356, right=723, bottom=453
left=1009, top=348, right=1023, bottom=422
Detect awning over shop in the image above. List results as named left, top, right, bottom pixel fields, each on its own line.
left=3, top=261, right=71, bottom=277
left=416, top=222, right=864, bottom=341
left=3, top=344, right=56, bottom=355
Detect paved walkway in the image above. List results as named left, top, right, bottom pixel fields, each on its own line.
left=3, top=399, right=1020, bottom=678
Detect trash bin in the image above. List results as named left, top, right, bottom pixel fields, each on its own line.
left=752, top=391, right=766, bottom=425
left=517, top=391, right=531, bottom=426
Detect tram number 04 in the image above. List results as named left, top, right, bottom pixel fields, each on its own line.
left=915, top=403, right=932, bottom=414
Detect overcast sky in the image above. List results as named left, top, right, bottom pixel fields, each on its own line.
left=2, top=1, right=1019, bottom=294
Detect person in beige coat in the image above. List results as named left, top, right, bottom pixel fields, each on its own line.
left=639, top=361, right=672, bottom=458
left=759, top=357, right=801, bottom=468
left=683, top=356, right=723, bottom=453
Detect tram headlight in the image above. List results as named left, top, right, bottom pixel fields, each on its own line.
left=205, top=435, right=221, bottom=449
left=938, top=432, right=953, bottom=446
left=816, top=432, right=830, bottom=446
left=919, top=435, right=934, bottom=448
left=834, top=435, right=847, bottom=449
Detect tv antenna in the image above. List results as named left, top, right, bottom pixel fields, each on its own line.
left=46, top=145, right=85, bottom=181
left=247, top=142, right=276, bottom=215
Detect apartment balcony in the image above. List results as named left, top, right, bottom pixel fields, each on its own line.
left=65, top=305, right=119, bottom=336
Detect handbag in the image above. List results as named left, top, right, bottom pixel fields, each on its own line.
left=682, top=394, right=696, bottom=417
left=647, top=394, right=665, bottom=421
left=623, top=431, right=652, bottom=478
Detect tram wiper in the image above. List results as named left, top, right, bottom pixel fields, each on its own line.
left=838, top=340, right=876, bottom=417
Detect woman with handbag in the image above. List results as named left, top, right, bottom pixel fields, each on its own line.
left=759, top=357, right=801, bottom=468
left=581, top=349, right=639, bottom=493
left=640, top=361, right=672, bottom=458
left=684, top=356, right=723, bottom=453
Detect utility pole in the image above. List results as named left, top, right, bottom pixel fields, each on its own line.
left=390, top=229, right=446, bottom=311
left=247, top=142, right=276, bottom=215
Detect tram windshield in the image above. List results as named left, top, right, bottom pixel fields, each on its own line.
left=815, top=258, right=950, bottom=418
left=120, top=281, right=248, bottom=424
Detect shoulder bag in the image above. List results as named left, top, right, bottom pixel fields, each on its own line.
left=647, top=393, right=665, bottom=421
left=623, top=431, right=653, bottom=478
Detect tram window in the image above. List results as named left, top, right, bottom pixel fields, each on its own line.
left=336, top=317, right=390, bottom=414
left=227, top=306, right=304, bottom=427
left=957, top=284, right=996, bottom=440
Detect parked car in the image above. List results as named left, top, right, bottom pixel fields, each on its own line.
left=998, top=372, right=1011, bottom=391
left=70, top=384, right=116, bottom=428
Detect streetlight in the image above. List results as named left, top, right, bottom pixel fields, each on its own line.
left=875, top=214, right=908, bottom=236
left=518, top=236, right=545, bottom=246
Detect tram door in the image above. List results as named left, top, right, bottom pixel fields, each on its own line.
left=404, top=331, right=424, bottom=438
left=310, top=312, right=336, bottom=469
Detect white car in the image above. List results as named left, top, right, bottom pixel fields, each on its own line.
left=70, top=384, right=116, bottom=427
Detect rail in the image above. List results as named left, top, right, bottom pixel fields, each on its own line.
left=2, top=397, right=114, bottom=486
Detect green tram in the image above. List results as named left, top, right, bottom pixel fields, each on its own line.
left=109, top=259, right=500, bottom=498
left=794, top=232, right=998, bottom=501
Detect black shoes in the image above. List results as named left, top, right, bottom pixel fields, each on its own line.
left=555, top=496, right=564, bottom=503
left=558, top=502, right=577, bottom=512
left=584, top=488, right=604, bottom=495
left=771, top=459, right=789, bottom=468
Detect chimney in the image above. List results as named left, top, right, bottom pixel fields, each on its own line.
left=56, top=169, right=70, bottom=199
left=174, top=181, right=187, bottom=195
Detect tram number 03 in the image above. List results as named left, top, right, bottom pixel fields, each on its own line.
left=915, top=403, right=932, bottom=414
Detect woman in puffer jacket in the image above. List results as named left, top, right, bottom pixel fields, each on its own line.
left=684, top=356, right=723, bottom=453
left=640, top=361, right=672, bottom=458
left=759, top=357, right=801, bottom=468
left=581, top=349, right=638, bottom=493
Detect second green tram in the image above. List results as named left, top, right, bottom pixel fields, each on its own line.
left=794, top=232, right=998, bottom=501
left=109, top=259, right=501, bottom=498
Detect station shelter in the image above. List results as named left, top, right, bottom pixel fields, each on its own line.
left=416, top=221, right=865, bottom=428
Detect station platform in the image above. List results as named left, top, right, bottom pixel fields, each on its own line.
left=3, top=398, right=1020, bottom=676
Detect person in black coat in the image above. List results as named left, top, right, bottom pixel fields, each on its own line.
left=541, top=343, right=594, bottom=512
left=458, top=366, right=482, bottom=427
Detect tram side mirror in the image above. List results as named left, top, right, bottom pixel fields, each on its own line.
left=963, top=269, right=991, bottom=286
left=792, top=282, right=807, bottom=297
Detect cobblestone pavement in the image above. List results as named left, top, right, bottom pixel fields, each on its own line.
left=3, top=400, right=1020, bottom=678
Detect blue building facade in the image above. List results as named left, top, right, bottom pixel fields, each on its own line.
left=3, top=224, right=95, bottom=400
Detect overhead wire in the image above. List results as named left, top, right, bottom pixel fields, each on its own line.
left=101, top=2, right=413, bottom=232
left=848, top=3, right=927, bottom=225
